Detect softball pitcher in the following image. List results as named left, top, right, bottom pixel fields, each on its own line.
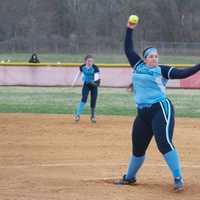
left=72, top=55, right=100, bottom=123
left=118, top=17, right=200, bottom=191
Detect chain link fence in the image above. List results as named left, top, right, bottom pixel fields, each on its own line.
left=136, top=41, right=200, bottom=56
left=0, top=38, right=200, bottom=56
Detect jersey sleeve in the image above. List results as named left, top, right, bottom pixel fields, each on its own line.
left=124, top=28, right=142, bottom=68
left=79, top=64, right=84, bottom=72
left=93, top=65, right=100, bottom=73
left=160, top=64, right=200, bottom=79
left=169, top=64, right=200, bottom=79
left=160, top=65, right=174, bottom=79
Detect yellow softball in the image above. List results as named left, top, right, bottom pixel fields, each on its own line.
left=128, top=15, right=139, bottom=25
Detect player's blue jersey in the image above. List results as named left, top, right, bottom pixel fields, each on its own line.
left=133, top=60, right=170, bottom=107
left=80, top=64, right=99, bottom=84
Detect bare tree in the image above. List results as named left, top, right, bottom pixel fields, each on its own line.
left=1, top=0, right=200, bottom=53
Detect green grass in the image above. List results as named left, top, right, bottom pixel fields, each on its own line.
left=0, top=53, right=200, bottom=64
left=0, top=86, right=199, bottom=117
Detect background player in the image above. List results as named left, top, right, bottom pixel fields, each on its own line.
left=119, top=16, right=200, bottom=191
left=72, top=55, right=100, bottom=123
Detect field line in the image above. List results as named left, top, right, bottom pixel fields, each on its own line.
left=1, top=162, right=200, bottom=169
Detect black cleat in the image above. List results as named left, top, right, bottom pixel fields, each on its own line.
left=174, top=177, right=184, bottom=192
left=116, top=174, right=136, bottom=185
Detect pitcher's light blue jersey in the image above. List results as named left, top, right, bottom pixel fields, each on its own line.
left=133, top=60, right=170, bottom=107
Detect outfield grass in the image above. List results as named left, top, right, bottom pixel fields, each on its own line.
left=0, top=86, right=199, bottom=117
left=0, top=53, right=200, bottom=64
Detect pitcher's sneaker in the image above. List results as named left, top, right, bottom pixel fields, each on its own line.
left=117, top=174, right=136, bottom=185
left=174, top=177, right=184, bottom=191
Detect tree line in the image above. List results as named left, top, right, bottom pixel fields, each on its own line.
left=0, top=0, right=200, bottom=54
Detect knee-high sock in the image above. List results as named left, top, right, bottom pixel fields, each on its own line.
left=163, top=149, right=182, bottom=178
left=126, top=155, right=145, bottom=179
left=76, top=101, right=85, bottom=116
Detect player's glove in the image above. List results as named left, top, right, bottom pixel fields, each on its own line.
left=87, top=81, right=97, bottom=87
left=94, top=79, right=101, bottom=87
left=87, top=79, right=101, bottom=87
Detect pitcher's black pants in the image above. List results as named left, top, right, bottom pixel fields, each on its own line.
left=132, top=99, right=175, bottom=156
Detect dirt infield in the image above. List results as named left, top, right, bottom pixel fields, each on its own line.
left=0, top=113, right=200, bottom=200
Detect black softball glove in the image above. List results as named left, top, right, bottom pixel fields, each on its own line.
left=87, top=79, right=101, bottom=87
left=94, top=79, right=101, bottom=86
